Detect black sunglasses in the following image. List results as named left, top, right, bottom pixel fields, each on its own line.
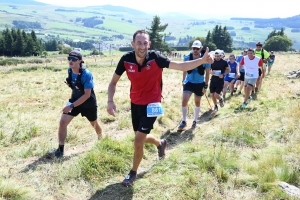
left=68, top=56, right=79, bottom=62
left=192, top=47, right=200, bottom=51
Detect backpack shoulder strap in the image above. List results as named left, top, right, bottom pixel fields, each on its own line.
left=261, top=49, right=264, bottom=60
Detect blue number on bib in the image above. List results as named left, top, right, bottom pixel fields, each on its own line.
left=246, top=72, right=254, bottom=77
left=147, top=102, right=164, bottom=117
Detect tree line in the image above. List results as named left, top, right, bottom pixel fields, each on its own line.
left=0, top=28, right=42, bottom=56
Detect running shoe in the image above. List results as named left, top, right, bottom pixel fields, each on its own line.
left=157, top=139, right=167, bottom=159
left=122, top=173, right=136, bottom=187
left=191, top=121, right=197, bottom=129
left=177, top=121, right=187, bottom=131
left=214, top=105, right=218, bottom=112
left=241, top=102, right=247, bottom=108
left=219, top=98, right=224, bottom=107
left=46, top=148, right=64, bottom=159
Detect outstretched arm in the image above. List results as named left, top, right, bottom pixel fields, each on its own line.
left=169, top=47, right=213, bottom=71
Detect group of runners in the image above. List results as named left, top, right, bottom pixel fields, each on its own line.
left=178, top=40, right=275, bottom=130
left=46, top=30, right=275, bottom=187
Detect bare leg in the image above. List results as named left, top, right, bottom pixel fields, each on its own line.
left=132, top=131, right=160, bottom=171
left=58, top=114, right=74, bottom=145
left=90, top=120, right=102, bottom=139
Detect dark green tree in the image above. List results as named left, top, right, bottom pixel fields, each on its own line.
left=264, top=36, right=293, bottom=51
left=15, top=28, right=26, bottom=56
left=146, top=15, right=171, bottom=52
left=210, top=25, right=232, bottom=52
left=3, top=28, right=13, bottom=56
left=30, top=30, right=40, bottom=55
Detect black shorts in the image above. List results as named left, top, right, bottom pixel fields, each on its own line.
left=238, top=72, right=245, bottom=81
left=183, top=82, right=205, bottom=97
left=258, top=68, right=262, bottom=76
left=209, top=80, right=224, bottom=94
left=131, top=102, right=157, bottom=134
left=66, top=106, right=98, bottom=121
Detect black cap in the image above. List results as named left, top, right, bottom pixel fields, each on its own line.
left=69, top=50, right=82, bottom=60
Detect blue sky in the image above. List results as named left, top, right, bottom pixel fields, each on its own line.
left=35, top=0, right=299, bottom=19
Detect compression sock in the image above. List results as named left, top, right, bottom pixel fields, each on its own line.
left=193, top=107, right=200, bottom=121
left=182, top=106, right=188, bottom=121
left=129, top=170, right=137, bottom=176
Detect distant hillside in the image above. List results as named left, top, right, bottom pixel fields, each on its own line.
left=231, top=15, right=300, bottom=29
left=0, top=0, right=46, bottom=5
left=86, top=4, right=146, bottom=16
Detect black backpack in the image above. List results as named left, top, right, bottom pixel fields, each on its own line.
left=187, top=52, right=205, bottom=75
left=66, top=66, right=96, bottom=95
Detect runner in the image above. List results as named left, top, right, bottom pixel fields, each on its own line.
left=254, top=42, right=269, bottom=92
left=239, top=48, right=263, bottom=108
left=209, top=51, right=230, bottom=112
left=178, top=41, right=211, bottom=131
left=222, top=54, right=240, bottom=100
left=46, top=50, right=102, bottom=158
left=107, top=30, right=214, bottom=187
left=235, top=50, right=247, bottom=94
left=267, top=51, right=275, bottom=75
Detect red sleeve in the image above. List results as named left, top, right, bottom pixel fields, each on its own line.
left=240, top=57, right=244, bottom=65
left=258, top=59, right=263, bottom=67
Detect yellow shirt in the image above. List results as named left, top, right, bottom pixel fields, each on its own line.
left=254, top=49, right=270, bottom=59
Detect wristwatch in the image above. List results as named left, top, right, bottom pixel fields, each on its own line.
left=70, top=103, right=75, bottom=108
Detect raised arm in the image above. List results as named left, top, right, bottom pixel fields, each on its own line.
left=169, top=47, right=213, bottom=71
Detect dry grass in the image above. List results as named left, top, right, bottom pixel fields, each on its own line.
left=0, top=53, right=300, bottom=199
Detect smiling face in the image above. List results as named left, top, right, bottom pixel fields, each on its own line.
left=131, top=33, right=151, bottom=60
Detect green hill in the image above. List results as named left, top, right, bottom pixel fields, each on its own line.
left=0, top=2, right=299, bottom=49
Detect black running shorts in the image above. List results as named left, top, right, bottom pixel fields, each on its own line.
left=183, top=82, right=205, bottom=97
left=209, top=81, right=224, bottom=94
left=238, top=72, right=245, bottom=81
left=131, top=102, right=157, bottom=134
left=66, top=106, right=98, bottom=121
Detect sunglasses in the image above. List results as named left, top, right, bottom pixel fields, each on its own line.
left=192, top=47, right=200, bottom=51
left=229, top=58, right=235, bottom=60
left=256, top=45, right=262, bottom=47
left=68, top=56, right=79, bottom=62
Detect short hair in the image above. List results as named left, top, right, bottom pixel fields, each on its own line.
left=133, top=30, right=149, bottom=41
left=247, top=48, right=254, bottom=52
left=256, top=41, right=263, bottom=46
left=229, top=54, right=235, bottom=58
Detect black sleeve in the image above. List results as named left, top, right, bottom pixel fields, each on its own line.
left=154, top=51, right=171, bottom=68
left=115, top=55, right=126, bottom=76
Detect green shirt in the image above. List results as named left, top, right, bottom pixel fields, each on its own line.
left=254, top=49, right=270, bottom=59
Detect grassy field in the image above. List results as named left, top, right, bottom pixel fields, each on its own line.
left=0, top=53, right=300, bottom=199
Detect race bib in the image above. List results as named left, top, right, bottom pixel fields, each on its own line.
left=147, top=102, right=164, bottom=117
left=246, top=72, right=254, bottom=77
left=214, top=70, right=221, bottom=76
left=229, top=73, right=235, bottom=78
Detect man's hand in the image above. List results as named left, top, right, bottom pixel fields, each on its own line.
left=62, top=106, right=72, bottom=113
left=107, top=101, right=116, bottom=117
left=236, top=73, right=240, bottom=78
left=202, top=85, right=208, bottom=94
left=202, top=47, right=214, bottom=64
left=218, top=74, right=224, bottom=79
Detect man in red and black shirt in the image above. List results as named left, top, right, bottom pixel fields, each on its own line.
left=107, top=30, right=214, bottom=187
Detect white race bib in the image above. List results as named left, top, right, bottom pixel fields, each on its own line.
left=214, top=70, right=221, bottom=76
left=246, top=72, right=254, bottom=77
left=147, top=102, right=164, bottom=117
left=229, top=73, right=235, bottom=78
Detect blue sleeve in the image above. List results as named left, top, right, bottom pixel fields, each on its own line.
left=203, top=63, right=211, bottom=68
left=81, top=70, right=94, bottom=89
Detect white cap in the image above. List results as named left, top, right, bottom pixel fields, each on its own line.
left=192, top=40, right=202, bottom=48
